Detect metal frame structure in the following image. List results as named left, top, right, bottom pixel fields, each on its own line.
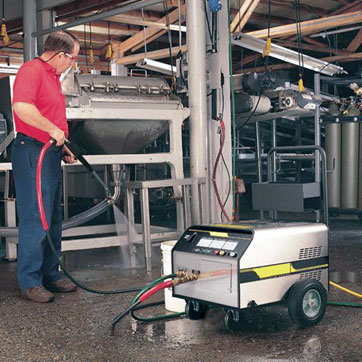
left=124, top=177, right=206, bottom=272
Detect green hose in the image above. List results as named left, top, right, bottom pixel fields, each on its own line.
left=328, top=301, right=362, bottom=308
left=130, top=273, right=186, bottom=322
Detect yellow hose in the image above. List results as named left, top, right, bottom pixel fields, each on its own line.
left=329, top=280, right=362, bottom=299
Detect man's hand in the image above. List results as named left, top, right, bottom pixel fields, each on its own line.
left=62, top=144, right=78, bottom=164
left=49, top=127, right=65, bottom=146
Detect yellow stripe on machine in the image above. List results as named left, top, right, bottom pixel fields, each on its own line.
left=241, top=262, right=328, bottom=280
left=209, top=231, right=229, bottom=238
left=213, top=224, right=253, bottom=229
left=254, top=263, right=291, bottom=279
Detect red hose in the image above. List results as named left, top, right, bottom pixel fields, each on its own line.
left=139, top=280, right=174, bottom=303
left=212, top=120, right=231, bottom=222
left=36, top=140, right=54, bottom=231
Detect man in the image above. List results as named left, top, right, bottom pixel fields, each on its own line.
left=12, top=30, right=80, bottom=303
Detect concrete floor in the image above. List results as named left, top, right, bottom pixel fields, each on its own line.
left=1, top=217, right=362, bottom=362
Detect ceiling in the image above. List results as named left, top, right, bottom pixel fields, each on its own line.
left=0, top=0, right=362, bottom=78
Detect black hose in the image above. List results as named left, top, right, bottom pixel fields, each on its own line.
left=111, top=300, right=141, bottom=331
left=0, top=198, right=113, bottom=236
left=45, top=230, right=141, bottom=295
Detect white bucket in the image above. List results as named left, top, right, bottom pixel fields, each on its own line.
left=160, top=240, right=186, bottom=313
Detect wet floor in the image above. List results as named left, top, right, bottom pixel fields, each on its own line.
left=1, top=217, right=362, bottom=362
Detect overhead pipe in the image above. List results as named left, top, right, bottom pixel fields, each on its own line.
left=32, top=0, right=167, bottom=37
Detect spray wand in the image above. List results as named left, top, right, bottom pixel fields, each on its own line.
left=64, top=139, right=112, bottom=198
left=37, top=139, right=200, bottom=331
left=36, top=139, right=139, bottom=294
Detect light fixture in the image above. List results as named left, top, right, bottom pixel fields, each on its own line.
left=232, top=33, right=345, bottom=76
left=136, top=58, right=176, bottom=76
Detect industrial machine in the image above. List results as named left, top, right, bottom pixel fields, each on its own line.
left=171, top=221, right=328, bottom=330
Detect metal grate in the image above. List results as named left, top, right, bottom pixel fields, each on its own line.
left=299, top=246, right=322, bottom=259
left=300, top=270, right=322, bottom=281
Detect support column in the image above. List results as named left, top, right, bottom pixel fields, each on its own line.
left=186, top=0, right=207, bottom=224
left=36, top=8, right=53, bottom=55
left=23, top=0, right=37, bottom=61
left=314, top=73, right=321, bottom=222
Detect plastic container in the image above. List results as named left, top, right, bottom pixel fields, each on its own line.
left=161, top=240, right=186, bottom=313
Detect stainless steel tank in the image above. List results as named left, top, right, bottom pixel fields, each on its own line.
left=62, top=72, right=181, bottom=154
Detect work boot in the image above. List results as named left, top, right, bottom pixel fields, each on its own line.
left=44, top=277, right=77, bottom=293
left=20, top=286, right=54, bottom=303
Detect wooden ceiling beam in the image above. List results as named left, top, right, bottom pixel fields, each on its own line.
left=112, top=4, right=185, bottom=57
left=60, top=20, right=139, bottom=37
left=245, top=11, right=362, bottom=38
left=231, top=0, right=261, bottom=33
left=114, top=44, right=187, bottom=65
left=346, top=28, right=362, bottom=52
left=230, top=8, right=290, bottom=27
left=259, top=0, right=327, bottom=17
left=329, top=0, right=362, bottom=16
left=274, top=39, right=353, bottom=56
left=105, top=14, right=185, bottom=32
left=55, top=0, right=126, bottom=20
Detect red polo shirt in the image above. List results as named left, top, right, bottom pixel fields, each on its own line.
left=12, top=58, right=69, bottom=143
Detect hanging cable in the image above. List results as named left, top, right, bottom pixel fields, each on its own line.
left=89, top=23, right=94, bottom=64
left=105, top=20, right=112, bottom=68
left=83, top=24, right=89, bottom=72
left=163, top=1, right=174, bottom=78
left=219, top=79, right=231, bottom=221
left=295, top=0, right=304, bottom=92
left=212, top=118, right=231, bottom=222
left=263, top=0, right=272, bottom=59
left=178, top=0, right=182, bottom=53
left=141, top=8, right=148, bottom=59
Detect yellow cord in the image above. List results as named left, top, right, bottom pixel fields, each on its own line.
left=263, top=37, right=271, bottom=57
left=329, top=280, right=362, bottom=299
left=298, top=77, right=304, bottom=92
left=1, top=18, right=9, bottom=44
left=105, top=44, right=112, bottom=59
left=89, top=46, right=94, bottom=64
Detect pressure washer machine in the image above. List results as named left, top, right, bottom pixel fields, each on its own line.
left=171, top=221, right=328, bottom=330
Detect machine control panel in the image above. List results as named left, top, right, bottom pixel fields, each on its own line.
left=172, top=225, right=254, bottom=260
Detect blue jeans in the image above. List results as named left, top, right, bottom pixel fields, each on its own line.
left=12, top=133, right=63, bottom=290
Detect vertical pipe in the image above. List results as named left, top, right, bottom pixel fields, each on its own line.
left=186, top=0, right=207, bottom=224
left=358, top=125, right=362, bottom=209
left=36, top=9, right=53, bottom=55
left=341, top=122, right=359, bottom=209
left=314, top=74, right=321, bottom=222
left=295, top=119, right=302, bottom=182
left=255, top=122, right=262, bottom=183
left=255, top=122, right=263, bottom=219
left=23, top=0, right=37, bottom=61
left=325, top=123, right=341, bottom=208
left=271, top=119, right=277, bottom=220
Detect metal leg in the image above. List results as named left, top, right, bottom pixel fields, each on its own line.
left=5, top=199, right=17, bottom=261
left=62, top=166, right=69, bottom=220
left=125, top=187, right=137, bottom=268
left=140, top=187, right=152, bottom=273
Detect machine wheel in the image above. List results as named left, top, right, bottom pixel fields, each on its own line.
left=224, top=309, right=243, bottom=331
left=287, top=280, right=327, bottom=327
left=185, top=300, right=208, bottom=320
